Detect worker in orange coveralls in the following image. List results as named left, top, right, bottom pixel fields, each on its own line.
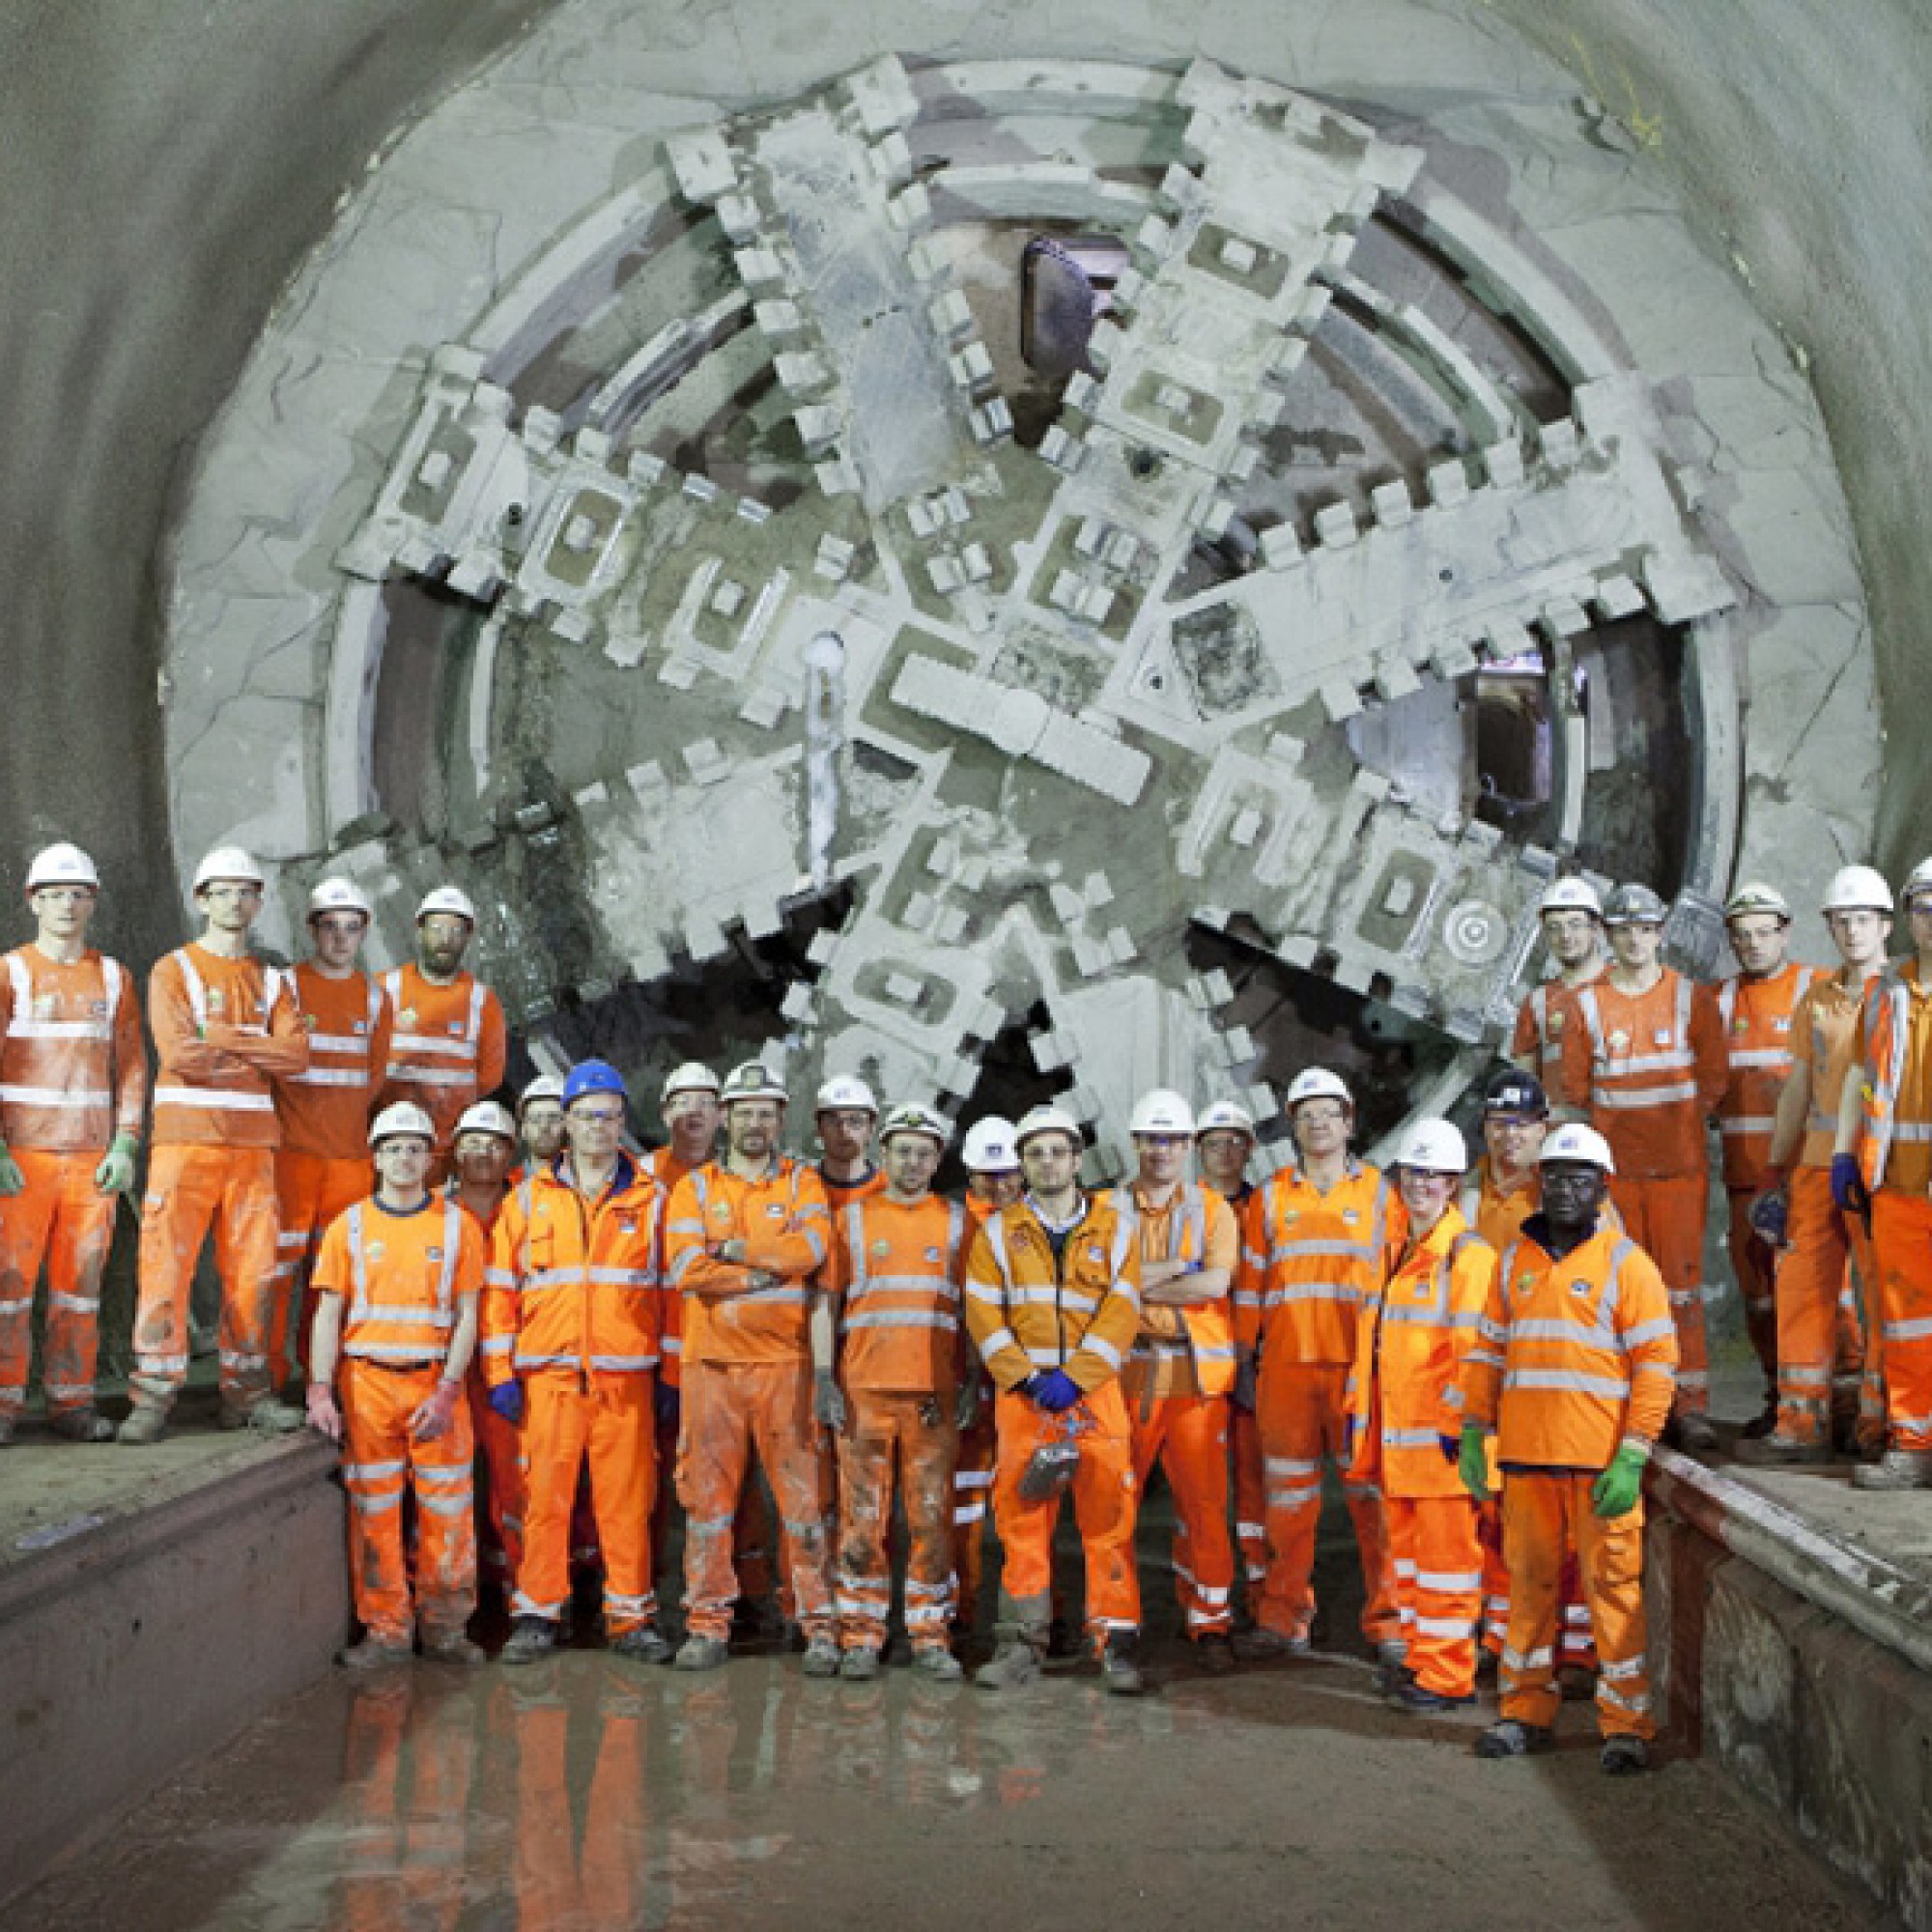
left=306, top=1099, right=486, bottom=1668
left=823, top=1101, right=972, bottom=1682
left=0, top=842, right=145, bottom=1443
left=1510, top=877, right=1607, bottom=1090
left=122, top=844, right=310, bottom=1444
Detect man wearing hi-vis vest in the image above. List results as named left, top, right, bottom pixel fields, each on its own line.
left=305, top=1100, right=487, bottom=1668
left=965, top=1103, right=1145, bottom=1695
left=1112, top=1089, right=1240, bottom=1672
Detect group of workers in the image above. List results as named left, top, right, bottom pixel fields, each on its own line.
left=5, top=837, right=1931, bottom=1776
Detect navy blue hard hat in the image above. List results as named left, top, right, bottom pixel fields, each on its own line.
left=1483, top=1068, right=1548, bottom=1119
left=562, top=1059, right=628, bottom=1109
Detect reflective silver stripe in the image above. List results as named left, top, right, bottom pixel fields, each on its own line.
left=1893, top=1122, right=1932, bottom=1144
left=1719, top=1115, right=1777, bottom=1135
left=306, top=1033, right=373, bottom=1055
left=0, top=1083, right=112, bottom=1107
left=389, top=1066, right=473, bottom=1089
left=153, top=1085, right=273, bottom=1112
left=589, top=1353, right=657, bottom=1371
left=4, top=1018, right=110, bottom=1039
left=1269, top=1238, right=1378, bottom=1262
left=1727, top=1050, right=1789, bottom=1070
left=1594, top=1081, right=1696, bottom=1108
left=1501, top=1369, right=1631, bottom=1398
left=390, top=1036, right=478, bottom=1060
left=287, top=1068, right=367, bottom=1088
left=845, top=1310, right=956, bottom=1331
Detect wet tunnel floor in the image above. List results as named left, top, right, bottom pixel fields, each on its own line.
left=6, top=1635, right=1884, bottom=1932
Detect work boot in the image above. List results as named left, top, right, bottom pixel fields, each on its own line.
left=976, top=1632, right=1047, bottom=1690
left=1193, top=1634, right=1236, bottom=1675
left=839, top=1646, right=881, bottom=1682
left=421, top=1632, right=486, bottom=1667
left=1600, top=1735, right=1651, bottom=1776
left=1853, top=1448, right=1932, bottom=1492
left=338, top=1635, right=413, bottom=1671
left=221, top=1395, right=304, bottom=1435
left=912, top=1646, right=964, bottom=1683
left=1673, top=1412, right=1719, bottom=1454
left=498, top=1616, right=559, bottom=1665
left=117, top=1402, right=169, bottom=1446
left=1233, top=1625, right=1310, bottom=1662
left=1100, top=1635, right=1145, bottom=1696
left=48, top=1408, right=116, bottom=1443
left=1734, top=1432, right=1831, bottom=1468
left=800, top=1634, right=841, bottom=1678
left=1474, top=1719, right=1553, bottom=1758
left=1375, top=1639, right=1409, bottom=1695
left=1391, top=1679, right=1474, bottom=1714
left=611, top=1625, right=672, bottom=1664
left=674, top=1634, right=731, bottom=1672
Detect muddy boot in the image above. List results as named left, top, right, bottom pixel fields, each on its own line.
left=48, top=1407, right=114, bottom=1442
left=1853, top=1448, right=1932, bottom=1492
left=222, top=1394, right=304, bottom=1435
left=1100, top=1634, right=1145, bottom=1697
left=1600, top=1735, right=1651, bottom=1776
left=338, top=1635, right=414, bottom=1671
left=977, top=1628, right=1048, bottom=1690
left=674, top=1634, right=731, bottom=1673
left=421, top=1632, right=487, bottom=1666
left=1192, top=1634, right=1236, bottom=1675
left=498, top=1616, right=559, bottom=1665
left=1474, top=1719, right=1553, bottom=1759
left=611, top=1625, right=672, bottom=1664
left=1734, top=1433, right=1831, bottom=1467
left=1232, top=1625, right=1309, bottom=1662
left=117, top=1401, right=170, bottom=1447
left=912, top=1645, right=964, bottom=1683
left=801, top=1634, right=841, bottom=1678
left=839, top=1647, right=881, bottom=1681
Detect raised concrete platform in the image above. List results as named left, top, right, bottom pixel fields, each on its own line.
left=0, top=1399, right=348, bottom=1903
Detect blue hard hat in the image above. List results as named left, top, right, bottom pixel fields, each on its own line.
left=562, top=1059, right=628, bottom=1109
left=1483, top=1067, right=1548, bottom=1119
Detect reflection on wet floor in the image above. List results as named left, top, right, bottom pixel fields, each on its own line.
left=4, top=1641, right=1886, bottom=1932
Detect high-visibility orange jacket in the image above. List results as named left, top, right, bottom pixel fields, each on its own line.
left=1457, top=1219, right=1677, bottom=1467
left=1557, top=969, right=1727, bottom=1178
left=964, top=1193, right=1141, bottom=1395
left=315, top=1194, right=484, bottom=1365
left=275, top=964, right=392, bottom=1160
left=1715, top=961, right=1818, bottom=1189
left=1463, top=1157, right=1538, bottom=1255
left=1236, top=1161, right=1403, bottom=1370
left=666, top=1156, right=831, bottom=1365
left=483, top=1154, right=661, bottom=1383
left=1510, top=965, right=1599, bottom=1083
left=0, top=945, right=146, bottom=1151
left=1790, top=973, right=1866, bottom=1171
left=1109, top=1180, right=1238, bottom=1398
left=1346, top=1208, right=1495, bottom=1498
left=380, top=964, right=506, bottom=1149
left=1856, top=964, right=1932, bottom=1194
left=820, top=1164, right=887, bottom=1212
left=641, top=1146, right=705, bottom=1384
left=149, top=945, right=309, bottom=1148
left=829, top=1190, right=971, bottom=1395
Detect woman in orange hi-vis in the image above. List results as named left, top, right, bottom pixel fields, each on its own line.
left=1456, top=1122, right=1678, bottom=1776
left=123, top=846, right=311, bottom=1444
left=1554, top=881, right=1725, bottom=1451
left=964, top=1103, right=1145, bottom=1695
left=1350, top=1118, right=1495, bottom=1712
left=305, top=1100, right=486, bottom=1667
left=823, top=1103, right=973, bottom=1682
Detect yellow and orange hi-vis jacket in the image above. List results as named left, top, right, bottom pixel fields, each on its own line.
left=828, top=1190, right=971, bottom=1396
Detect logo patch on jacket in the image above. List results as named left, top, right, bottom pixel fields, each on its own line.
left=871, top=1238, right=892, bottom=1259
left=427, top=1247, right=443, bottom=1263
left=924, top=1246, right=942, bottom=1264
left=1087, top=1245, right=1104, bottom=1264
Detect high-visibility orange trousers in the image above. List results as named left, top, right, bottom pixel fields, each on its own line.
left=340, top=1357, right=476, bottom=1644
left=678, top=1357, right=835, bottom=1643
left=0, top=1149, right=117, bottom=1419
left=1128, top=1388, right=1236, bottom=1635
left=1231, top=1405, right=1267, bottom=1595
left=1776, top=1167, right=1875, bottom=1445
left=835, top=1389, right=958, bottom=1652
left=131, top=1144, right=280, bottom=1408
left=1498, top=1469, right=1653, bottom=1740
left=1870, top=1188, right=1932, bottom=1453
left=1726, top=1187, right=1778, bottom=1399
left=1256, top=1361, right=1399, bottom=1647
left=467, top=1363, right=525, bottom=1581
left=515, top=1371, right=656, bottom=1633
left=271, top=1150, right=367, bottom=1388
left=990, top=1382, right=1140, bottom=1647
left=952, top=1391, right=997, bottom=1630
left=1608, top=1172, right=1709, bottom=1416
left=1386, top=1494, right=1483, bottom=1697
left=1478, top=1502, right=1598, bottom=1668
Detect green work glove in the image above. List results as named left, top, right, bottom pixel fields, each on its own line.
left=94, top=1132, right=139, bottom=1196
left=0, top=1145, right=21, bottom=1197
left=1457, top=1423, right=1491, bottom=1503
left=1591, top=1443, right=1647, bottom=1519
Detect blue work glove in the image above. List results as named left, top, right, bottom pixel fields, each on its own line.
left=1457, top=1423, right=1491, bottom=1503
left=1032, top=1369, right=1082, bottom=1414
left=1747, top=1182, right=1790, bottom=1248
left=1232, top=1351, right=1258, bottom=1415
left=654, top=1380, right=680, bottom=1431
left=1438, top=1434, right=1463, bottom=1464
left=1012, top=1374, right=1041, bottom=1401
left=488, top=1380, right=526, bottom=1426
left=1591, top=1442, right=1647, bottom=1519
left=1830, top=1152, right=1868, bottom=1216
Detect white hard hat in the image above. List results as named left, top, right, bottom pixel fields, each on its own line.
left=663, top=1061, right=721, bottom=1103
left=369, top=1100, right=437, bottom=1148
left=192, top=844, right=265, bottom=893
left=25, top=842, right=99, bottom=893
left=454, top=1100, right=518, bottom=1143
left=1014, top=1103, right=1083, bottom=1149
left=1538, top=1122, right=1616, bottom=1175
left=1196, top=1099, right=1257, bottom=1142
left=518, top=1073, right=565, bottom=1114
left=721, top=1060, right=788, bottom=1105
left=416, top=885, right=477, bottom=924
left=1724, top=880, right=1791, bottom=923
left=1285, top=1067, right=1352, bottom=1112
left=1902, top=859, right=1932, bottom=909
left=1602, top=882, right=1668, bottom=927
left=815, top=1073, right=879, bottom=1116
left=1821, top=865, right=1894, bottom=916
left=1393, top=1118, right=1468, bottom=1174
left=306, top=875, right=373, bottom=923
left=1538, top=877, right=1603, bottom=919
left=962, top=1116, right=1021, bottom=1173
left=879, top=1102, right=949, bottom=1148
left=1128, top=1088, right=1196, bottom=1136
